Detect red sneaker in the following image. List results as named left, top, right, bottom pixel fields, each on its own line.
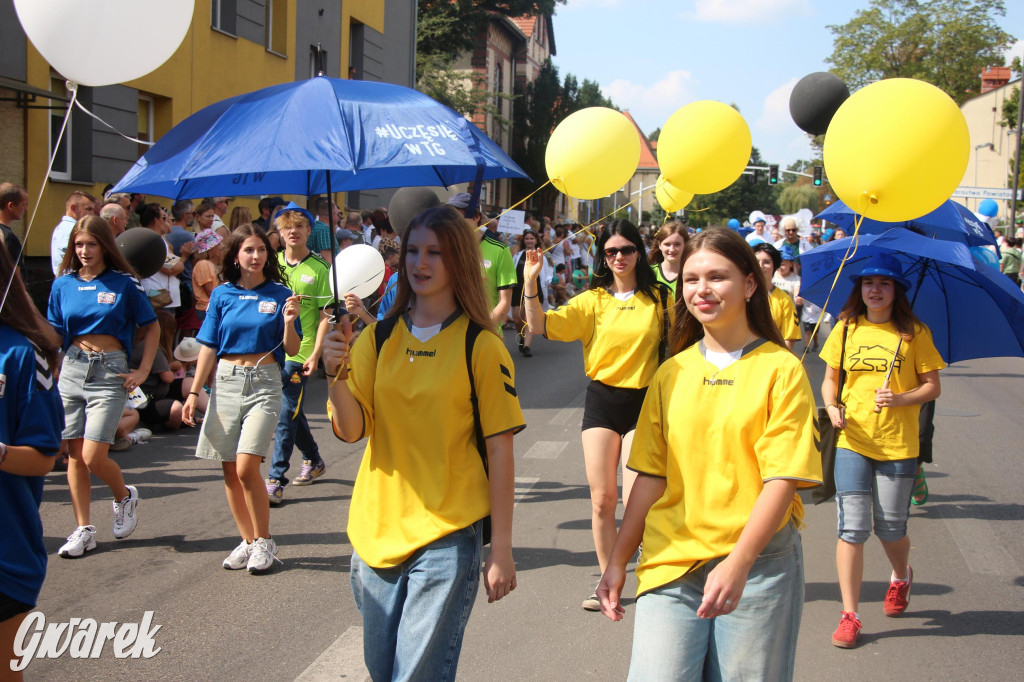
left=883, top=565, right=913, bottom=617
left=832, top=611, right=862, bottom=648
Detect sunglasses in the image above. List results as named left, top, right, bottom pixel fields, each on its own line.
left=604, top=245, right=638, bottom=258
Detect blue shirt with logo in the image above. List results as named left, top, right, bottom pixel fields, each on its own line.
left=47, top=269, right=157, bottom=355
left=0, top=325, right=64, bottom=605
left=197, top=280, right=301, bottom=366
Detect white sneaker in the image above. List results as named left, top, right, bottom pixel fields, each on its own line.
left=247, top=537, right=280, bottom=574
left=222, top=540, right=253, bottom=570
left=112, top=485, right=139, bottom=539
left=132, top=428, right=152, bottom=443
left=59, top=525, right=97, bottom=558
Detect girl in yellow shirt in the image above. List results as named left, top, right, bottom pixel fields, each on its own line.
left=323, top=206, right=524, bottom=681
left=820, top=253, right=943, bottom=649
left=523, top=219, right=672, bottom=611
left=597, top=228, right=821, bottom=680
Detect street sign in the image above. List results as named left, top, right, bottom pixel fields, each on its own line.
left=951, top=186, right=1023, bottom=201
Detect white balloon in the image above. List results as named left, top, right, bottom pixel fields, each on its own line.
left=15, top=0, right=193, bottom=87
left=329, top=245, right=386, bottom=300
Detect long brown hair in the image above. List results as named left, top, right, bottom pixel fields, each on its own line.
left=649, top=221, right=688, bottom=265
left=385, top=205, right=494, bottom=334
left=58, top=215, right=139, bottom=277
left=221, top=224, right=285, bottom=285
left=0, top=245, right=60, bottom=375
left=669, top=228, right=786, bottom=354
left=838, top=277, right=920, bottom=340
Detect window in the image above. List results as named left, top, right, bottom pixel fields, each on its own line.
left=48, top=76, right=71, bottom=181
left=211, top=0, right=237, bottom=36
left=137, top=95, right=154, bottom=161
left=266, top=0, right=288, bottom=55
left=310, top=44, right=328, bottom=78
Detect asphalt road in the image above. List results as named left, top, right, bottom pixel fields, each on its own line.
left=24, top=328, right=1024, bottom=680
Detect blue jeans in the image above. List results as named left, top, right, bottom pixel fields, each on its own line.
left=834, top=447, right=916, bottom=544
left=268, top=360, right=321, bottom=485
left=350, top=522, right=482, bottom=682
left=628, top=521, right=804, bottom=682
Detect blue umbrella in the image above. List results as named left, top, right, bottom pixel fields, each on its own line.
left=815, top=199, right=998, bottom=249
left=799, top=229, right=1024, bottom=363
left=111, top=76, right=529, bottom=199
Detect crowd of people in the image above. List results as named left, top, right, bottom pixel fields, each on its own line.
left=0, top=185, right=972, bottom=680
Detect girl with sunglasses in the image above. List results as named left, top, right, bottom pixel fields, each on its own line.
left=523, top=219, right=673, bottom=611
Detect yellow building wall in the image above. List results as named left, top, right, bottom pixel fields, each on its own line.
left=22, top=0, right=385, bottom=257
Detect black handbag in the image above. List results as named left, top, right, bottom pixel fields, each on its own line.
left=812, top=320, right=848, bottom=505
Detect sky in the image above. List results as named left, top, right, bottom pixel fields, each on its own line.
left=550, top=0, right=1024, bottom=169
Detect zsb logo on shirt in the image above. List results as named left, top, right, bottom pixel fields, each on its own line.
left=258, top=301, right=278, bottom=314
left=97, top=292, right=116, bottom=305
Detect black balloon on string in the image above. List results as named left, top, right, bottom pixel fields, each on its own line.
left=116, top=227, right=166, bottom=279
left=789, top=72, right=850, bottom=136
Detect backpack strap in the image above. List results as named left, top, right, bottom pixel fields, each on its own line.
left=657, top=284, right=670, bottom=363
left=374, top=315, right=399, bottom=355
left=464, top=319, right=487, bottom=475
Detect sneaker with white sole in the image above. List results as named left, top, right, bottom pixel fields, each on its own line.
left=131, top=428, right=152, bottom=443
left=112, top=485, right=139, bottom=539
left=247, top=537, right=280, bottom=574
left=59, top=525, right=97, bottom=558
left=223, top=540, right=253, bottom=570
left=110, top=437, right=133, bottom=452
left=266, top=478, right=284, bottom=505
left=291, top=459, right=326, bottom=486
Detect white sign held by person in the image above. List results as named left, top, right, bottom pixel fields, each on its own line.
left=496, top=210, right=526, bottom=236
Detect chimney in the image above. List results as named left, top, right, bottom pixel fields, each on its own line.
left=980, top=66, right=1011, bottom=94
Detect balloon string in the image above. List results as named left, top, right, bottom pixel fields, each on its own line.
left=74, top=99, right=155, bottom=146
left=486, top=179, right=553, bottom=226
left=0, top=82, right=77, bottom=316
left=799, top=213, right=864, bottom=364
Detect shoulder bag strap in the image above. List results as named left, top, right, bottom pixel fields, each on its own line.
left=465, top=320, right=487, bottom=476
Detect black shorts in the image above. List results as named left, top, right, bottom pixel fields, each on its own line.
left=0, top=590, right=32, bottom=622
left=581, top=380, right=648, bottom=436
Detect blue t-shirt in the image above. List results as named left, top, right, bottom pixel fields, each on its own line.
left=0, top=325, right=64, bottom=606
left=377, top=271, right=400, bottom=321
left=47, top=268, right=158, bottom=355
left=197, top=280, right=302, bottom=366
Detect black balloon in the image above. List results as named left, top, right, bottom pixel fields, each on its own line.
left=388, top=187, right=441, bottom=239
left=789, top=72, right=850, bottom=136
left=116, top=227, right=166, bottom=279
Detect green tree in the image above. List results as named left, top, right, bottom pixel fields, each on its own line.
left=1001, top=85, right=1023, bottom=187
left=778, top=183, right=821, bottom=214
left=685, top=147, right=781, bottom=228
left=648, top=127, right=661, bottom=142
left=826, top=0, right=1015, bottom=104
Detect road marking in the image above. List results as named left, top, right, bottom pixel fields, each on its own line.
left=295, top=626, right=369, bottom=681
left=937, top=511, right=1020, bottom=576
left=550, top=388, right=587, bottom=426
left=523, top=440, right=568, bottom=460
left=514, top=476, right=539, bottom=506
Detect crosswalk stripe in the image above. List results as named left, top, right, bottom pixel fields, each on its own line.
left=295, top=626, right=369, bottom=681
left=514, top=476, right=540, bottom=506
left=550, top=388, right=586, bottom=426
left=523, top=440, right=568, bottom=460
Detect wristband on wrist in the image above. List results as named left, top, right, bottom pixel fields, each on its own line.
left=0, top=442, right=7, bottom=467
left=189, top=391, right=200, bottom=397
left=523, top=293, right=539, bottom=299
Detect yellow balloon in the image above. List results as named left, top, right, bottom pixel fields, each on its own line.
left=658, top=101, right=751, bottom=195
left=545, top=107, right=641, bottom=200
left=823, top=78, right=968, bottom=222
left=656, top=175, right=693, bottom=213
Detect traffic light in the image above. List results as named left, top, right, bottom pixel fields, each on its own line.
left=813, top=165, right=824, bottom=186
left=768, top=164, right=779, bottom=184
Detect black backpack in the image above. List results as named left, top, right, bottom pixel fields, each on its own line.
left=374, top=315, right=492, bottom=545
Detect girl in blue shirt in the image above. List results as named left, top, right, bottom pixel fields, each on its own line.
left=0, top=246, right=64, bottom=678
left=48, top=216, right=159, bottom=559
left=183, top=224, right=300, bottom=574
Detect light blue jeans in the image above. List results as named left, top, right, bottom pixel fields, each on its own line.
left=834, top=447, right=916, bottom=544
left=350, top=521, right=482, bottom=682
left=628, top=521, right=804, bottom=682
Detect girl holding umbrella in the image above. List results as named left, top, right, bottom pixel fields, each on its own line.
left=820, top=254, right=944, bottom=649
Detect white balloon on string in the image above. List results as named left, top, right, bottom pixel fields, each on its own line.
left=330, top=245, right=386, bottom=299
left=14, top=0, right=194, bottom=87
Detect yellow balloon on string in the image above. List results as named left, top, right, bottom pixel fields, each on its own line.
left=545, top=107, right=641, bottom=200
left=658, top=101, right=751, bottom=195
left=823, top=78, right=969, bottom=222
left=656, top=175, right=693, bottom=212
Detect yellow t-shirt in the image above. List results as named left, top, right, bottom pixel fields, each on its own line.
left=337, top=313, right=525, bottom=568
left=628, top=339, right=822, bottom=596
left=544, top=287, right=674, bottom=388
left=820, top=317, right=945, bottom=461
left=768, top=287, right=801, bottom=341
